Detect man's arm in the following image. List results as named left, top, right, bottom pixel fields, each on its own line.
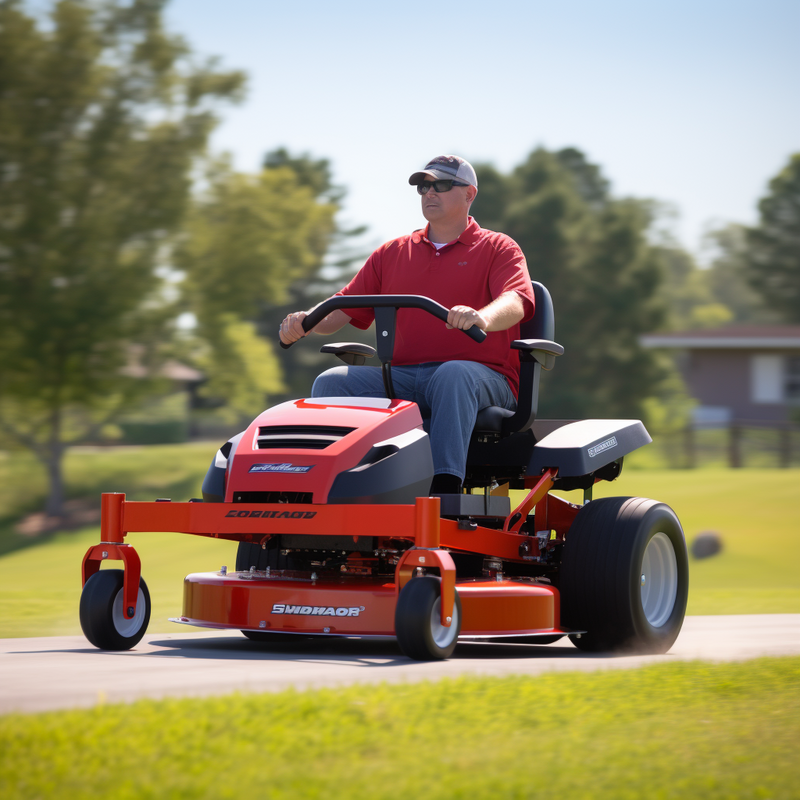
left=279, top=306, right=350, bottom=345
left=446, top=291, right=525, bottom=333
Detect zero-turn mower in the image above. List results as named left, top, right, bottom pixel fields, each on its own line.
left=80, top=284, right=688, bottom=660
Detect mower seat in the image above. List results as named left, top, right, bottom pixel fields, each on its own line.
left=473, top=281, right=562, bottom=438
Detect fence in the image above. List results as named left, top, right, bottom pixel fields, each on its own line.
left=654, top=421, right=800, bottom=469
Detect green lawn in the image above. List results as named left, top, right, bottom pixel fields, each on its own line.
left=0, top=443, right=798, bottom=638
left=589, top=468, right=800, bottom=615
left=0, top=442, right=218, bottom=556
left=1, top=658, right=798, bottom=799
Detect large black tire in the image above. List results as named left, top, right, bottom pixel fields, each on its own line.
left=395, top=576, right=462, bottom=660
left=559, top=497, right=688, bottom=654
left=79, top=569, right=151, bottom=650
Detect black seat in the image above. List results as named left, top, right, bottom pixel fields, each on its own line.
left=473, top=282, right=562, bottom=437
left=465, top=282, right=563, bottom=489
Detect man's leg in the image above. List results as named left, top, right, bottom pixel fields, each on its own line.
left=311, top=365, right=419, bottom=401
left=312, top=365, right=385, bottom=398
left=422, top=361, right=515, bottom=490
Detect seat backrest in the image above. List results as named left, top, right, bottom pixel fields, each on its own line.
left=494, top=280, right=555, bottom=436
left=471, top=280, right=557, bottom=439
left=522, top=281, right=555, bottom=342
left=466, top=280, right=559, bottom=487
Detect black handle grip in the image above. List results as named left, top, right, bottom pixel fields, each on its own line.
left=280, top=294, right=488, bottom=348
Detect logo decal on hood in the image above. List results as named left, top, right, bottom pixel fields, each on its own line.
left=249, top=463, right=314, bottom=473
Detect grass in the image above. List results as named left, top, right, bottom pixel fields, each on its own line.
left=623, top=425, right=800, bottom=470
left=0, top=443, right=798, bottom=638
left=0, top=442, right=219, bottom=557
left=589, top=467, right=800, bottom=615
left=1, top=657, right=799, bottom=799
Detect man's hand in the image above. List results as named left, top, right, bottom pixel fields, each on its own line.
left=448, top=292, right=525, bottom=333
left=279, top=311, right=309, bottom=345
left=279, top=306, right=351, bottom=344
left=446, top=305, right=489, bottom=331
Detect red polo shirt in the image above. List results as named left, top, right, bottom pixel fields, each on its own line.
left=336, top=217, right=535, bottom=398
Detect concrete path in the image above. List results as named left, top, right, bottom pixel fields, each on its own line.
left=2, top=614, right=799, bottom=714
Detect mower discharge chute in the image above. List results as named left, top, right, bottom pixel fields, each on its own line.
left=79, top=287, right=689, bottom=660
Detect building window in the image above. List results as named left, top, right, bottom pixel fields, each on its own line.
left=751, top=355, right=783, bottom=403
left=786, top=356, right=800, bottom=404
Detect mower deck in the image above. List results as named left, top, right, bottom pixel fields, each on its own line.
left=173, top=570, right=563, bottom=638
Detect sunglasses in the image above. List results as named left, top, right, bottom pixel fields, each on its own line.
left=416, top=179, right=469, bottom=195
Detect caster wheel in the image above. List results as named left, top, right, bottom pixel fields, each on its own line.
left=395, top=576, right=462, bottom=661
left=79, top=569, right=151, bottom=650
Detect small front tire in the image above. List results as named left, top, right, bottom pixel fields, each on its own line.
left=395, top=576, right=462, bottom=661
left=79, top=569, right=151, bottom=650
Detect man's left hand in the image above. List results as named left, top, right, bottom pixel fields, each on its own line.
left=447, top=305, right=488, bottom=331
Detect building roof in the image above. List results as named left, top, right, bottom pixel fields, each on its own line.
left=641, top=325, right=800, bottom=350
left=120, top=346, right=204, bottom=381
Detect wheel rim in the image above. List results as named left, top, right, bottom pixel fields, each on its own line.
left=112, top=586, right=146, bottom=638
left=640, top=531, right=678, bottom=628
left=430, top=596, right=459, bottom=648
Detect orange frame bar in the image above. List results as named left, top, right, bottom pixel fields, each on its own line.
left=86, top=488, right=561, bottom=623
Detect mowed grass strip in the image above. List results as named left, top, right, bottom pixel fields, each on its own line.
left=1, top=658, right=798, bottom=800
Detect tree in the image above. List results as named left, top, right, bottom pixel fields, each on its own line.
left=258, top=149, right=370, bottom=401
left=703, top=224, right=781, bottom=324
left=745, top=153, right=800, bottom=322
left=471, top=147, right=668, bottom=420
left=175, top=156, right=342, bottom=419
left=0, top=0, right=244, bottom=516
left=654, top=245, right=733, bottom=330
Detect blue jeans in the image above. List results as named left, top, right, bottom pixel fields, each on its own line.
left=311, top=361, right=515, bottom=480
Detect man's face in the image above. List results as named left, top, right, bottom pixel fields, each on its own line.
left=419, top=178, right=475, bottom=227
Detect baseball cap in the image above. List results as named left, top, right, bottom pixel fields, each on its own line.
left=408, top=155, right=478, bottom=188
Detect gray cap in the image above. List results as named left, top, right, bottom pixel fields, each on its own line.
left=409, top=155, right=478, bottom=188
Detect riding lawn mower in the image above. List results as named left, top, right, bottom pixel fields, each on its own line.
left=80, top=285, right=688, bottom=660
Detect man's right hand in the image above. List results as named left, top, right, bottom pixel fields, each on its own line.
left=279, top=311, right=308, bottom=345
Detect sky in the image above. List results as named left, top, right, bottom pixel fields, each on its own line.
left=166, top=0, right=799, bottom=260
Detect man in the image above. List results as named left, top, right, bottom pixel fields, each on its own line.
left=279, top=155, right=535, bottom=494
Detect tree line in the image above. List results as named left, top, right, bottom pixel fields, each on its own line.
left=1, top=0, right=797, bottom=517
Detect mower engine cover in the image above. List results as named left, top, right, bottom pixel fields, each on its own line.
left=204, top=397, right=434, bottom=505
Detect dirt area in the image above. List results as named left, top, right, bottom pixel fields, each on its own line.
left=14, top=499, right=101, bottom=536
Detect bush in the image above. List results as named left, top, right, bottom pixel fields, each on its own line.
left=118, top=420, right=188, bottom=445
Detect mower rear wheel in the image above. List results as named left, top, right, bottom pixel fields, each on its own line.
left=79, top=569, right=151, bottom=650
left=559, top=497, right=688, bottom=654
left=395, top=576, right=462, bottom=660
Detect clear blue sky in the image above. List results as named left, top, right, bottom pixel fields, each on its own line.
left=166, top=0, right=799, bottom=258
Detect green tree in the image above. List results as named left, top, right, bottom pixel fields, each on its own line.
left=745, top=153, right=800, bottom=322
left=259, top=149, right=369, bottom=400
left=0, top=0, right=244, bottom=516
left=654, top=245, right=733, bottom=330
left=703, top=224, right=780, bottom=324
left=471, top=147, right=667, bottom=420
left=175, top=152, right=354, bottom=418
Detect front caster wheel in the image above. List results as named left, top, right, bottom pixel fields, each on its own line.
left=395, top=576, right=462, bottom=661
left=79, top=569, right=151, bottom=650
